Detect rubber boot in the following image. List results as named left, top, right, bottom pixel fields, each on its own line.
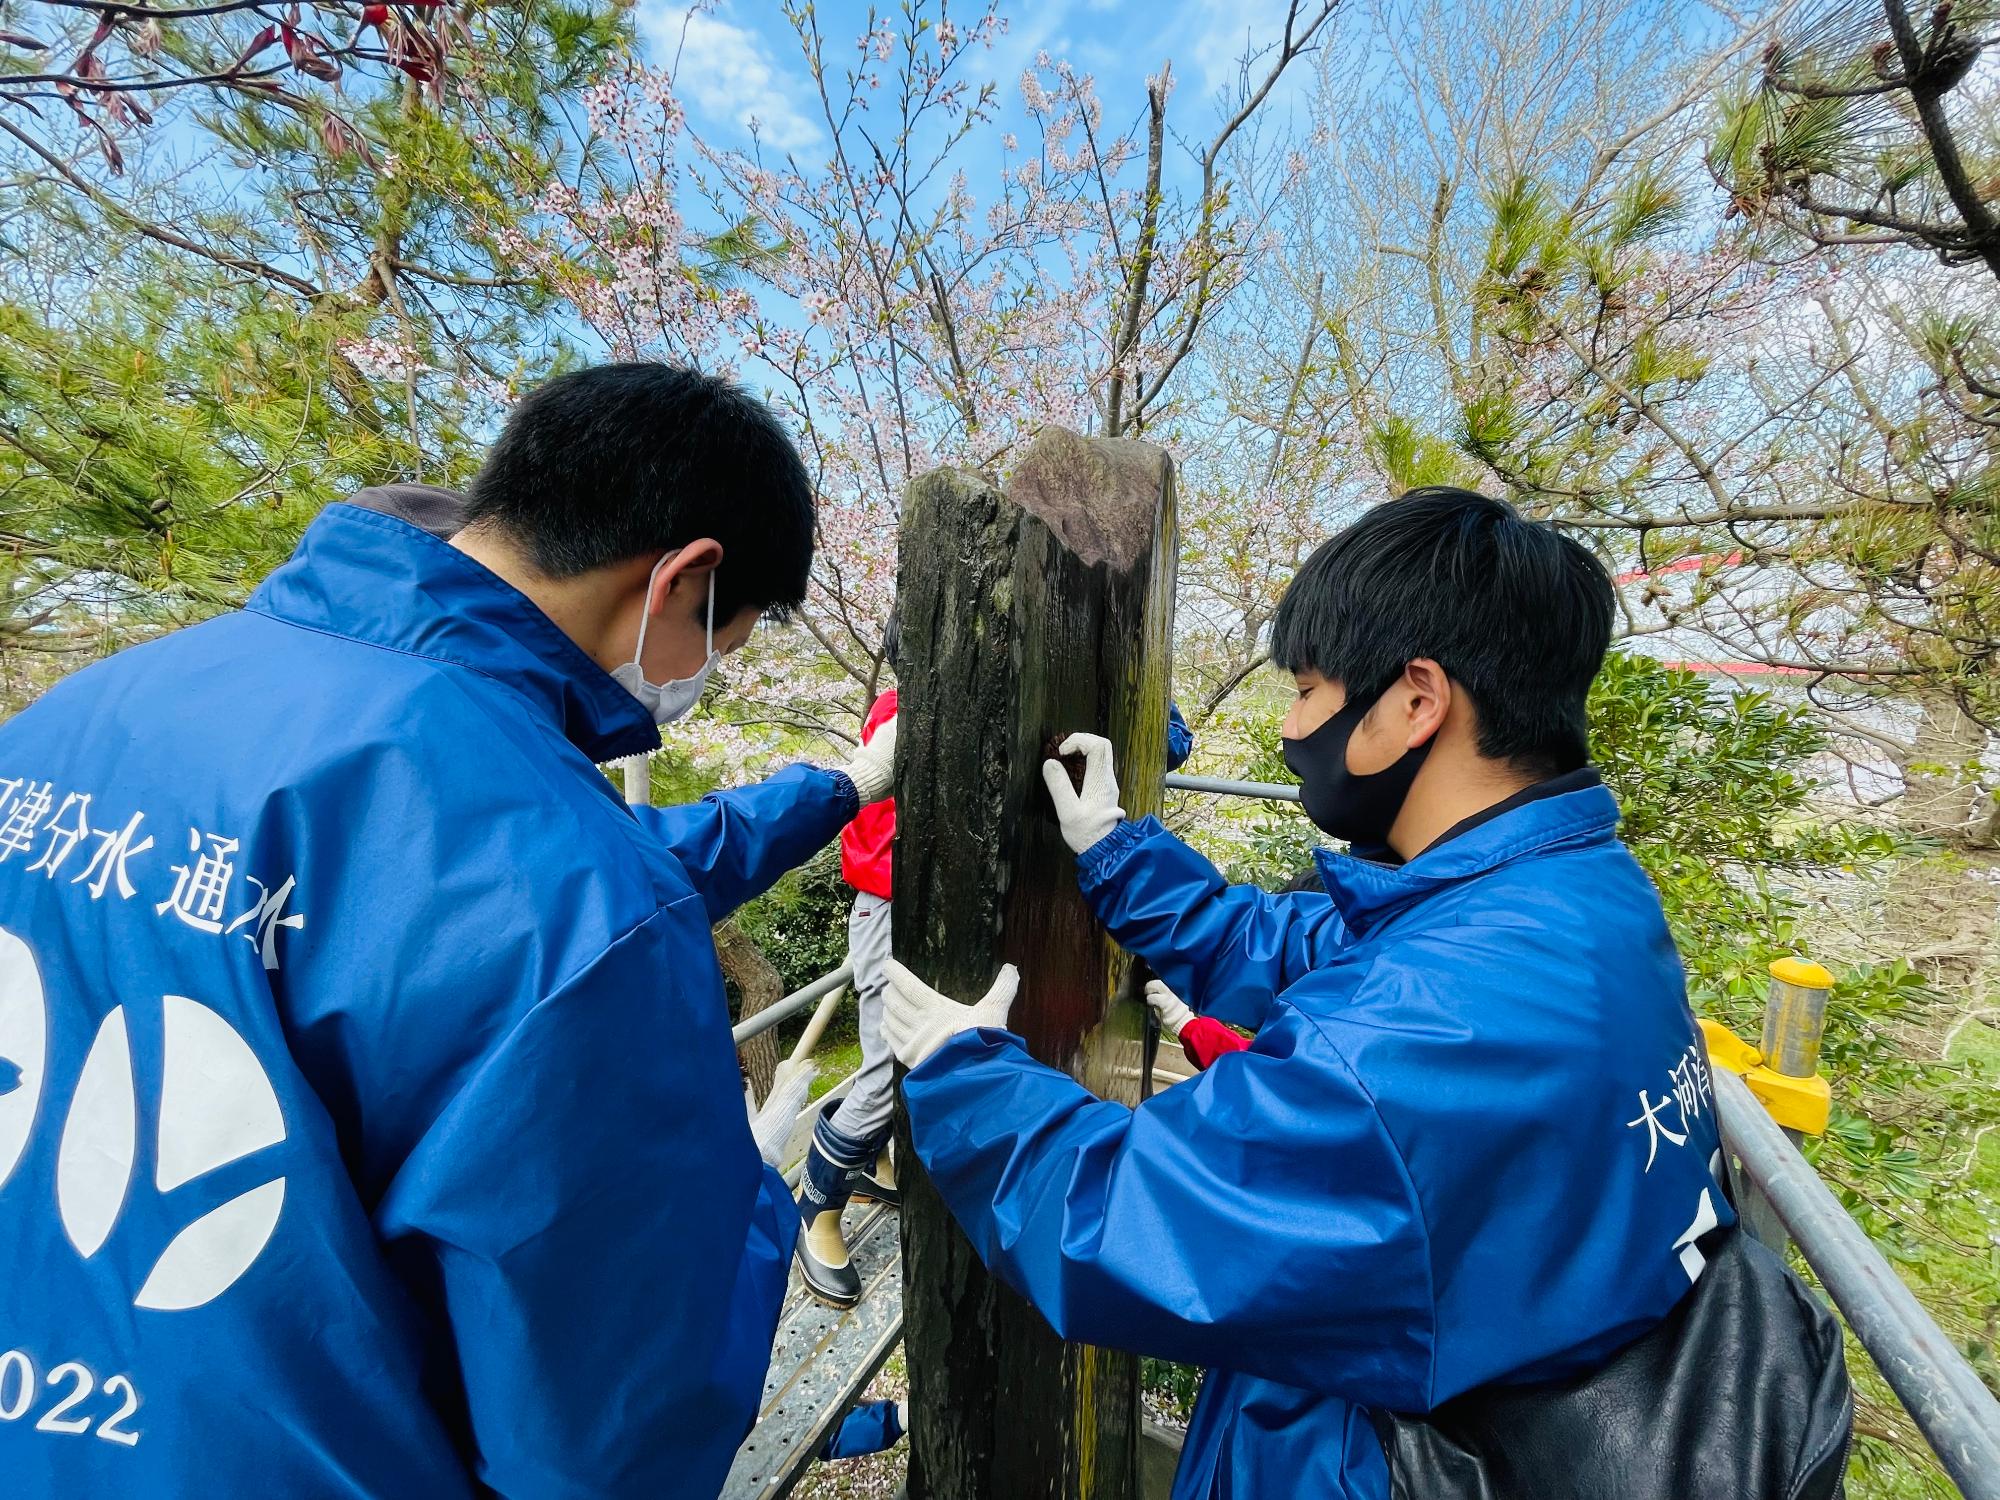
left=795, top=1123, right=866, bottom=1308
left=852, top=1140, right=899, bottom=1208
left=814, top=1095, right=899, bottom=1210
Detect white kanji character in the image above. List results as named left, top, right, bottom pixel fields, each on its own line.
left=156, top=829, right=240, bottom=933
left=1671, top=1045, right=1715, bottom=1127
left=1626, top=1089, right=1689, bottom=1171
left=225, top=874, right=306, bottom=971
left=0, top=778, right=22, bottom=812
left=0, top=781, right=54, bottom=863
left=27, top=792, right=92, bottom=879
left=1668, top=1055, right=1701, bottom=1128
left=72, top=811, right=155, bottom=901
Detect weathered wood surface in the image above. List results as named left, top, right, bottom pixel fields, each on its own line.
left=892, top=426, right=1178, bottom=1499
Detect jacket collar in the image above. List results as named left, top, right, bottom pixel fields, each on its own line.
left=247, top=502, right=662, bottom=764
left=1314, top=782, right=1622, bottom=940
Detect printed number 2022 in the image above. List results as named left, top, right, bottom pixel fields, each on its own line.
left=0, top=1350, right=140, bottom=1447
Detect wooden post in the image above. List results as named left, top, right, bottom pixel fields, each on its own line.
left=892, top=426, right=1177, bottom=1500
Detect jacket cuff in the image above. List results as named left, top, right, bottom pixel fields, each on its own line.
left=1074, top=816, right=1155, bottom=884
left=826, top=767, right=864, bottom=823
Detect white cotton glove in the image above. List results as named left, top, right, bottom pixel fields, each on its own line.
left=1041, top=732, right=1125, bottom=854
left=881, top=959, right=1021, bottom=1070
left=1143, top=979, right=1193, bottom=1039
left=746, top=1060, right=816, bottom=1168
left=842, top=713, right=898, bottom=804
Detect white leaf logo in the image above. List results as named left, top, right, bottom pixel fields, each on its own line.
left=137, top=997, right=286, bottom=1311
left=4, top=921, right=290, bottom=1313
left=0, top=928, right=47, bottom=1193
left=56, top=1007, right=135, bottom=1260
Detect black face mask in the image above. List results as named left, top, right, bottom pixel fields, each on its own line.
left=1282, top=684, right=1434, bottom=849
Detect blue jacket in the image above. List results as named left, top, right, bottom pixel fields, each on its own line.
left=0, top=503, right=852, bottom=1497
left=901, top=784, right=1733, bottom=1498
left=1166, top=703, right=1193, bottom=773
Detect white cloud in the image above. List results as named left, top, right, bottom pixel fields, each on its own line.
left=1161, top=0, right=1302, bottom=97
left=636, top=3, right=823, bottom=153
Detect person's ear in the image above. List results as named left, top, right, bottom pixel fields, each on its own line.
left=650, top=538, right=724, bottom=617
left=1397, top=659, right=1452, bottom=750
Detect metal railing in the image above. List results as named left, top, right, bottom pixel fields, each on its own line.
left=1717, top=963, right=2000, bottom=1500
left=1164, top=772, right=1300, bottom=802
left=630, top=747, right=1998, bottom=1489
left=733, top=963, right=852, bottom=1046
left=1717, top=1067, right=2000, bottom=1497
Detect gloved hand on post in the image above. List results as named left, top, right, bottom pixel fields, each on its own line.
left=1143, top=978, right=1192, bottom=1040
left=1041, top=732, right=1125, bottom=854
left=842, top=713, right=898, bottom=804
left=881, top=960, right=1021, bottom=1069
left=746, top=1059, right=816, bottom=1168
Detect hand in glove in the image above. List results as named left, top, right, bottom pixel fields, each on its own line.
left=746, top=1059, right=816, bottom=1168
left=1041, top=732, right=1125, bottom=854
left=881, top=959, right=1020, bottom=1070
left=843, top=713, right=898, bottom=805
left=1143, top=978, right=1193, bottom=1039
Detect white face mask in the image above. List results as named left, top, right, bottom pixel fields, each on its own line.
left=612, top=554, right=719, bottom=725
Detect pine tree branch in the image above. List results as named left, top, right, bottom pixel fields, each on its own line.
left=1882, top=0, right=2000, bottom=280
left=389, top=257, right=535, bottom=290
left=0, top=114, right=323, bottom=296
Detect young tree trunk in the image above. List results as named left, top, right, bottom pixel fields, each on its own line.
left=714, top=918, right=781, bottom=1103
left=891, top=426, right=1178, bottom=1500
left=1876, top=695, right=1991, bottom=977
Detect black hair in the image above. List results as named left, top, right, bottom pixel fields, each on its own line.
left=1268, top=487, right=1614, bottom=779
left=463, top=362, right=814, bottom=621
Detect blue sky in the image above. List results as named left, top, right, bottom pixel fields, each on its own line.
left=632, top=0, right=1321, bottom=159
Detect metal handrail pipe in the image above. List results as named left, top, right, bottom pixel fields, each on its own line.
left=1715, top=1068, right=2000, bottom=1498
left=733, top=964, right=854, bottom=1046
left=1164, top=773, right=1302, bottom=803
left=786, top=980, right=850, bottom=1068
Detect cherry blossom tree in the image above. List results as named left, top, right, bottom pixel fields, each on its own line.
left=492, top=0, right=1339, bottom=765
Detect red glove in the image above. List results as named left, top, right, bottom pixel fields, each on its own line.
left=1179, top=1014, right=1252, bottom=1070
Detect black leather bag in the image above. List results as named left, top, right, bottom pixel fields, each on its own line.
left=1375, top=1229, right=1853, bottom=1500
